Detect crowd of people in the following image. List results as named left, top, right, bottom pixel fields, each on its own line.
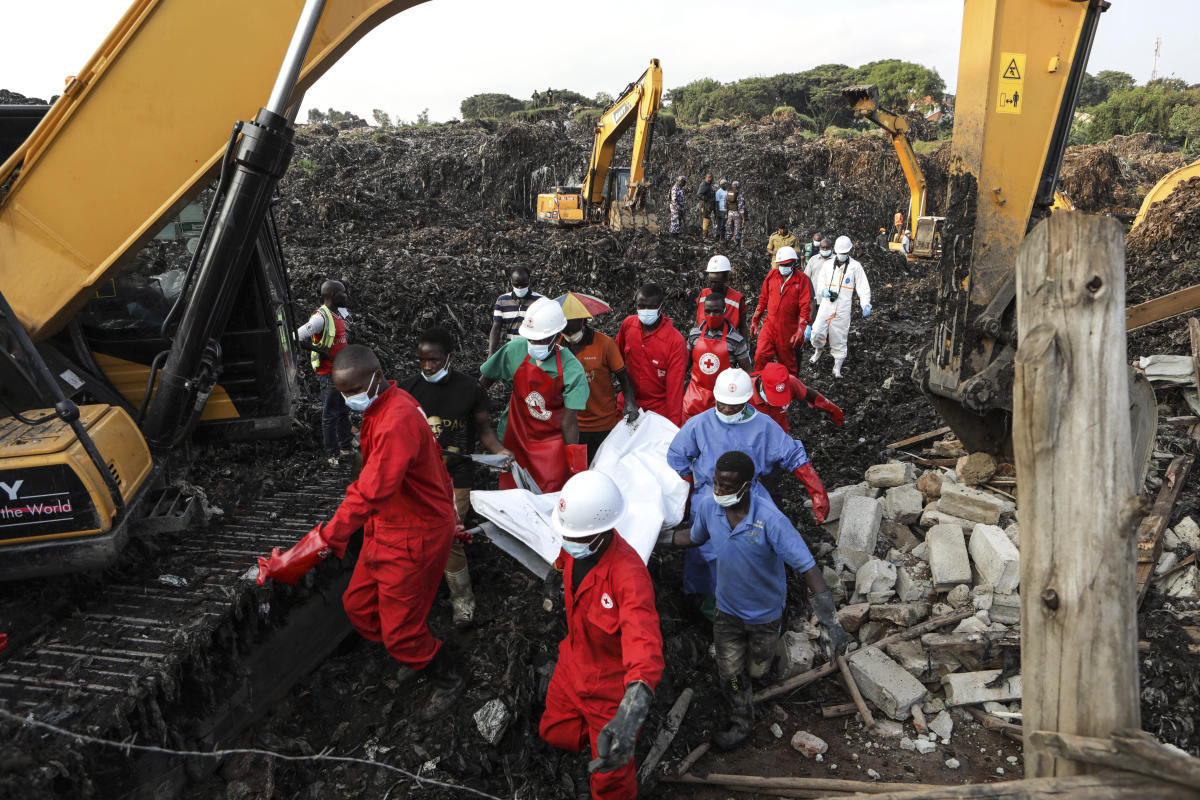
left=259, top=241, right=876, bottom=798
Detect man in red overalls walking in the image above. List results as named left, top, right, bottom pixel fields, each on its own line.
left=683, top=293, right=754, bottom=420
left=615, top=283, right=688, bottom=427
left=480, top=297, right=589, bottom=492
left=749, top=246, right=812, bottom=375
left=695, top=255, right=750, bottom=340
left=255, top=345, right=465, bottom=720
left=540, top=471, right=664, bottom=799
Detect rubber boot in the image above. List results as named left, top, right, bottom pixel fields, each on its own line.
left=833, top=357, right=844, bottom=378
left=419, top=644, right=465, bottom=722
left=445, top=567, right=476, bottom=629
left=713, top=674, right=754, bottom=750
left=809, top=348, right=821, bottom=364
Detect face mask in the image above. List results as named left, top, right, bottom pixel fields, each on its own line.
left=528, top=341, right=553, bottom=361
left=819, top=249, right=832, bottom=258
left=778, top=266, right=793, bottom=277
left=716, top=407, right=745, bottom=425
left=512, top=286, right=530, bottom=298
left=563, top=329, right=584, bottom=344
left=713, top=483, right=748, bottom=508
left=421, top=355, right=452, bottom=384
left=637, top=308, right=661, bottom=326
left=337, top=306, right=350, bottom=318
left=562, top=538, right=597, bottom=558
left=705, top=313, right=725, bottom=328
left=836, top=254, right=849, bottom=263
left=344, top=373, right=379, bottom=413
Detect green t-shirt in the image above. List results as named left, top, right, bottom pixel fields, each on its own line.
left=480, top=338, right=590, bottom=439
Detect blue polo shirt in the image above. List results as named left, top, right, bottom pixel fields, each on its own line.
left=666, top=407, right=809, bottom=493
left=691, top=483, right=816, bottom=624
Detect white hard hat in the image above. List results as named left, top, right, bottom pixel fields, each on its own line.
left=517, top=297, right=567, bottom=339
left=706, top=254, right=732, bottom=273
left=834, top=235, right=853, bottom=255
left=552, top=471, right=626, bottom=538
left=712, top=367, right=753, bottom=404
left=774, top=246, right=799, bottom=264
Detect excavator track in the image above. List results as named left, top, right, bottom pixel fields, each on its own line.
left=0, top=475, right=355, bottom=798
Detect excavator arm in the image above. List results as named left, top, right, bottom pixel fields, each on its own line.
left=582, top=59, right=663, bottom=207
left=0, top=0, right=428, bottom=344
left=843, top=85, right=927, bottom=232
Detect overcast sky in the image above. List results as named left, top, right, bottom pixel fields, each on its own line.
left=3, top=0, right=1196, bottom=123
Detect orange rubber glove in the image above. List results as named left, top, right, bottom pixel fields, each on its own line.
left=750, top=311, right=762, bottom=338
left=257, top=525, right=332, bottom=585
left=793, top=463, right=830, bottom=524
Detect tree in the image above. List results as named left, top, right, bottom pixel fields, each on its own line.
left=1169, top=103, right=1200, bottom=154
left=853, top=59, right=945, bottom=110
left=1095, top=70, right=1136, bottom=96
left=372, top=109, right=392, bottom=129
left=307, top=108, right=327, bottom=123
left=594, top=91, right=614, bottom=108
left=460, top=93, right=524, bottom=119
left=1085, top=85, right=1192, bottom=142
left=416, top=108, right=431, bottom=126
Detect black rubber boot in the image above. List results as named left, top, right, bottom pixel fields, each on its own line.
left=418, top=644, right=465, bottom=722
left=712, top=674, right=754, bottom=750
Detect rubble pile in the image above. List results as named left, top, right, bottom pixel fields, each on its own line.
left=1059, top=132, right=1188, bottom=214
left=1126, top=176, right=1200, bottom=305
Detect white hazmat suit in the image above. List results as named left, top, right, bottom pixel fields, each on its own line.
left=809, top=255, right=871, bottom=375
left=805, top=251, right=833, bottom=303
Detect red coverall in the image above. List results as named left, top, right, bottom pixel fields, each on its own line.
left=752, top=270, right=811, bottom=373
left=321, top=382, right=457, bottom=669
left=682, top=320, right=734, bottom=421
left=615, top=314, right=688, bottom=427
left=694, top=286, right=746, bottom=329
left=540, top=533, right=664, bottom=800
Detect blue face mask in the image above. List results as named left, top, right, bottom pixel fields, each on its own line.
left=637, top=308, right=661, bottom=326
left=512, top=286, right=530, bottom=298
left=528, top=342, right=553, bottom=361
left=344, top=373, right=379, bottom=413
left=778, top=266, right=794, bottom=277
left=716, top=406, right=746, bottom=425
left=421, top=356, right=452, bottom=383
left=562, top=538, right=597, bottom=558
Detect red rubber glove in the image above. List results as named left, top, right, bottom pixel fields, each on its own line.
left=750, top=311, right=762, bottom=338
left=788, top=327, right=805, bottom=348
left=566, top=443, right=588, bottom=475
left=257, top=525, right=332, bottom=585
left=793, top=463, right=830, bottom=524
left=0, top=633, right=7, bottom=654
left=454, top=521, right=474, bottom=545
left=811, top=393, right=844, bottom=427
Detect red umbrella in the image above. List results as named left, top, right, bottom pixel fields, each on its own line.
left=555, top=292, right=612, bottom=320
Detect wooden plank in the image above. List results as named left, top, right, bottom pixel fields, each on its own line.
left=921, top=631, right=1020, bottom=655
left=1188, top=317, right=1200, bottom=391
left=637, top=687, right=692, bottom=789
left=821, top=702, right=858, bottom=718
left=887, top=426, right=952, bottom=450
left=1125, top=281, right=1200, bottom=332
left=837, top=655, right=875, bottom=728
left=1135, top=454, right=1194, bottom=607
left=966, top=706, right=1025, bottom=743
left=788, top=772, right=1195, bottom=799
left=1151, top=553, right=1196, bottom=584
left=661, top=772, right=942, bottom=794
left=1012, top=213, right=1141, bottom=778
left=1028, top=729, right=1200, bottom=792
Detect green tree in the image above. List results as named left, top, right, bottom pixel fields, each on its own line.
left=1169, top=104, right=1200, bottom=154
left=416, top=108, right=431, bottom=126
left=460, top=93, right=524, bottom=119
left=324, top=108, right=357, bottom=124
left=307, top=108, right=327, bottom=123
left=372, top=109, right=392, bottom=129
left=1086, top=85, right=1192, bottom=142
left=1095, top=70, right=1136, bottom=96
left=1077, top=72, right=1108, bottom=107
left=853, top=59, right=945, bottom=110
left=594, top=91, right=614, bottom=107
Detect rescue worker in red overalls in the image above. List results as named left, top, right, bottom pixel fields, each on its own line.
left=255, top=345, right=465, bottom=720
left=480, top=297, right=589, bottom=492
left=695, top=255, right=750, bottom=341
left=749, top=362, right=844, bottom=434
left=683, top=293, right=754, bottom=420
left=294, top=279, right=352, bottom=465
left=615, top=282, right=688, bottom=427
left=749, top=246, right=812, bottom=375
left=540, top=471, right=664, bottom=799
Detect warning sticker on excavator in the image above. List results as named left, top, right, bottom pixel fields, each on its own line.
left=997, top=52, right=1026, bottom=115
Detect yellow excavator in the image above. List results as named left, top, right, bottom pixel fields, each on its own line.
left=536, top=59, right=662, bottom=230
left=0, top=0, right=431, bottom=580
left=1132, top=157, right=1200, bottom=230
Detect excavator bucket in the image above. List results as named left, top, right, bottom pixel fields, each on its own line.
left=841, top=84, right=880, bottom=113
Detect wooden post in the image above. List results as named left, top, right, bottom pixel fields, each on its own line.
left=1013, top=212, right=1142, bottom=777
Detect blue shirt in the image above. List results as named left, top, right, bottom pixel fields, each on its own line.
left=691, top=484, right=816, bottom=624
left=666, top=407, right=809, bottom=492
left=715, top=187, right=728, bottom=212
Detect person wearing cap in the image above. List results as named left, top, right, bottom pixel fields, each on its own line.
left=669, top=175, right=687, bottom=235
left=724, top=181, right=746, bottom=246
left=615, top=283, right=688, bottom=427
left=802, top=232, right=823, bottom=262
left=666, top=367, right=830, bottom=603
left=750, top=246, right=812, bottom=375
left=809, top=235, right=872, bottom=378
left=668, top=449, right=848, bottom=750
left=256, top=344, right=466, bottom=721
left=562, top=310, right=639, bottom=463
left=541, top=471, right=664, bottom=800
left=695, top=254, right=749, bottom=340
left=714, top=179, right=730, bottom=239
left=480, top=297, right=589, bottom=492
left=750, top=362, right=844, bottom=434
left=684, top=293, right=753, bottom=421
left=698, top=172, right=716, bottom=239
left=875, top=227, right=890, bottom=251
left=766, top=223, right=796, bottom=262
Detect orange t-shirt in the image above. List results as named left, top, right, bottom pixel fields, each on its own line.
left=570, top=329, right=626, bottom=432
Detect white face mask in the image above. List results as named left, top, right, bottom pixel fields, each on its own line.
left=637, top=308, right=661, bottom=326
left=344, top=373, right=379, bottom=413
left=337, top=307, right=350, bottom=318
left=512, top=286, right=530, bottom=298
left=836, top=254, right=849, bottom=263
left=421, top=355, right=452, bottom=384
left=778, top=266, right=793, bottom=277
left=563, top=328, right=584, bottom=344
left=562, top=537, right=598, bottom=558
left=819, top=249, right=832, bottom=258
left=713, top=482, right=748, bottom=508
left=715, top=406, right=745, bottom=425
left=528, top=341, right=553, bottom=361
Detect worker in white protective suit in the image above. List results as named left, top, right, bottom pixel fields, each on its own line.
left=808, top=235, right=872, bottom=378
